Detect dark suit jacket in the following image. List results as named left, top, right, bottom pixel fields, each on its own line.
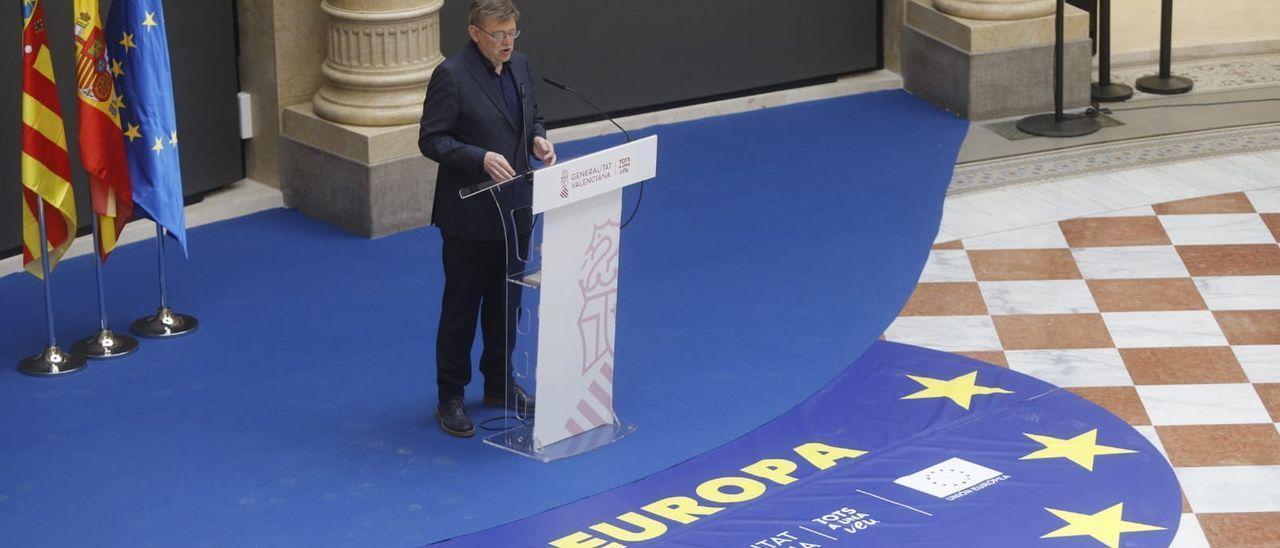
left=419, top=42, right=547, bottom=241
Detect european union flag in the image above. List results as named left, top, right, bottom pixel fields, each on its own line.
left=105, top=0, right=186, bottom=254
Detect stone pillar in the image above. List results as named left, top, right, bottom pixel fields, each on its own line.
left=933, top=0, right=1053, bottom=20
left=313, top=0, right=444, bottom=126
left=901, top=0, right=1091, bottom=120
left=278, top=0, right=446, bottom=238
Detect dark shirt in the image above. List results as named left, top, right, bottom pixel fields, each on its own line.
left=475, top=42, right=523, bottom=127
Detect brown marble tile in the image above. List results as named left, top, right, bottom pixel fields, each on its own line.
left=1154, top=424, right=1280, bottom=467
left=1087, top=278, right=1208, bottom=312
left=1198, top=512, right=1280, bottom=548
left=1177, top=244, right=1280, bottom=276
left=1256, top=383, right=1280, bottom=422
left=932, top=240, right=963, bottom=250
left=993, top=314, right=1114, bottom=350
left=952, top=350, right=1008, bottom=367
left=1182, top=492, right=1192, bottom=514
left=1059, top=217, right=1172, bottom=248
left=1216, top=310, right=1280, bottom=345
left=1263, top=213, right=1280, bottom=243
left=968, top=249, right=1083, bottom=281
left=1119, top=347, right=1247, bottom=385
left=898, top=282, right=988, bottom=316
left=1153, top=192, right=1257, bottom=215
left=1067, top=386, right=1151, bottom=425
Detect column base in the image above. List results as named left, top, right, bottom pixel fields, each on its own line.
left=280, top=103, right=436, bottom=239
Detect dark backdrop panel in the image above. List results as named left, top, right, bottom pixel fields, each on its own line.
left=0, top=0, right=242, bottom=258
left=440, top=0, right=881, bottom=124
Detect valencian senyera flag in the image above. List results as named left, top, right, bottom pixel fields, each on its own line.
left=20, top=0, right=78, bottom=279
left=106, top=0, right=186, bottom=254
left=75, top=0, right=134, bottom=261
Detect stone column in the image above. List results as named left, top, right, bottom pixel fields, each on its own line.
left=313, top=0, right=444, bottom=126
left=277, top=0, right=447, bottom=238
left=933, top=0, right=1054, bottom=21
left=900, top=0, right=1090, bottom=120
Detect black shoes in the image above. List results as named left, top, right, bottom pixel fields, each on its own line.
left=435, top=398, right=475, bottom=438
left=483, top=383, right=536, bottom=412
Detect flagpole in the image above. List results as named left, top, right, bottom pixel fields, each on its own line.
left=72, top=216, right=139, bottom=359
left=130, top=222, right=198, bottom=338
left=19, top=197, right=87, bottom=377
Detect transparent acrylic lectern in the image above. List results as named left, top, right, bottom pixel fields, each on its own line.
left=458, top=136, right=658, bottom=462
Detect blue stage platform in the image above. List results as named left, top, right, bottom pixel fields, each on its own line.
left=1, top=90, right=1169, bottom=547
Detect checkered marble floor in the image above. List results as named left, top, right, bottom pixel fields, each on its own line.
left=886, top=164, right=1280, bottom=546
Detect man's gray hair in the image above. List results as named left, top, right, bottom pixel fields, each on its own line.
left=469, top=0, right=520, bottom=26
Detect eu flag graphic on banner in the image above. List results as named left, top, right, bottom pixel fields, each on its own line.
left=105, top=0, right=186, bottom=253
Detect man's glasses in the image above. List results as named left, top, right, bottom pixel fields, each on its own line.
left=475, top=26, right=521, bottom=41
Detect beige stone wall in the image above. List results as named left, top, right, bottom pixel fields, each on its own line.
left=236, top=0, right=328, bottom=187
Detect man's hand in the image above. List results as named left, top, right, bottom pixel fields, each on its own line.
left=483, top=151, right=517, bottom=182
left=533, top=136, right=557, bottom=166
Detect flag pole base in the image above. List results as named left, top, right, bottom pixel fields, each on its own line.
left=1135, top=74, right=1193, bottom=95
left=71, top=330, right=140, bottom=360
left=1016, top=112, right=1102, bottom=138
left=131, top=307, right=199, bottom=339
left=19, top=346, right=88, bottom=377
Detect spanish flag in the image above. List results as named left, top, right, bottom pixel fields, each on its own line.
left=74, top=0, right=133, bottom=260
left=21, top=0, right=78, bottom=278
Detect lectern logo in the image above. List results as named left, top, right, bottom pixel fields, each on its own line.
left=560, top=169, right=570, bottom=199
left=563, top=219, right=621, bottom=436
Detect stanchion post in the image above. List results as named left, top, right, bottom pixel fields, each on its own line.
left=18, top=197, right=87, bottom=377
left=71, top=216, right=140, bottom=360
left=1135, top=0, right=1193, bottom=94
left=1092, top=0, right=1133, bottom=102
left=1017, top=0, right=1102, bottom=138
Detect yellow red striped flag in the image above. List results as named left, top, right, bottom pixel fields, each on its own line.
left=74, top=0, right=133, bottom=260
left=21, top=0, right=78, bottom=278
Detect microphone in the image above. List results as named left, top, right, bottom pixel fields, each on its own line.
left=542, top=77, right=631, bottom=142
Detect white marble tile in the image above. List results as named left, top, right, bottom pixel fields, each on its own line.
left=1071, top=246, right=1190, bottom=280
left=1233, top=345, right=1280, bottom=383
left=1153, top=156, right=1277, bottom=196
left=1107, top=167, right=1212, bottom=204
left=1169, top=514, right=1210, bottom=548
left=1005, top=348, right=1132, bottom=387
left=1086, top=205, right=1157, bottom=218
left=919, top=250, right=975, bottom=283
left=1194, top=275, right=1280, bottom=311
left=963, top=223, right=1068, bottom=250
left=1256, top=150, right=1280, bottom=170
left=1131, top=425, right=1169, bottom=461
left=1159, top=214, right=1276, bottom=245
left=1103, top=311, right=1228, bottom=348
left=940, top=193, right=1020, bottom=240
left=933, top=226, right=960, bottom=245
left=1196, top=155, right=1280, bottom=192
left=1137, top=384, right=1272, bottom=426
left=1175, top=465, right=1280, bottom=513
left=1003, top=183, right=1116, bottom=222
left=1246, top=186, right=1280, bottom=213
left=979, top=280, right=1098, bottom=315
left=882, top=316, right=1002, bottom=352
left=1066, top=174, right=1167, bottom=211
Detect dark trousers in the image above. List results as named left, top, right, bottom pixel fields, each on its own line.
left=435, top=233, right=527, bottom=403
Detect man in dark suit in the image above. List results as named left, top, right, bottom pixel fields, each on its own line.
left=419, top=0, right=556, bottom=438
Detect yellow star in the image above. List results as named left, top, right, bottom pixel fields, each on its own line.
left=142, top=12, right=158, bottom=31
left=1021, top=429, right=1136, bottom=471
left=111, top=94, right=125, bottom=111
left=900, top=371, right=1012, bottom=410
left=169, top=131, right=178, bottom=146
left=1042, top=503, right=1165, bottom=548
left=123, top=123, right=141, bottom=142
left=110, top=58, right=124, bottom=77
left=152, top=136, right=165, bottom=153
left=119, top=31, right=136, bottom=52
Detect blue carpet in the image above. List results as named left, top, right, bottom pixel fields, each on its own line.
left=0, top=90, right=969, bottom=546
